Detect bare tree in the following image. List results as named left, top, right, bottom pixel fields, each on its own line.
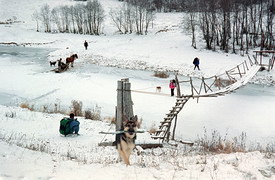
left=85, top=0, right=105, bottom=35
left=32, top=10, right=40, bottom=32
left=40, top=4, right=51, bottom=32
left=60, top=6, right=71, bottom=33
left=109, top=8, right=124, bottom=33
left=110, top=1, right=154, bottom=35
left=51, top=7, right=62, bottom=32
left=184, top=0, right=198, bottom=48
left=265, top=0, right=274, bottom=49
left=74, top=4, right=85, bottom=34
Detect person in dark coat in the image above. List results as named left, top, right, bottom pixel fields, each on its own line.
left=193, top=57, right=200, bottom=70
left=69, top=113, right=80, bottom=135
left=84, top=40, right=88, bottom=50
left=169, top=79, right=176, bottom=96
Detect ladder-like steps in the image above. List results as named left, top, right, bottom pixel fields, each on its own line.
left=152, top=97, right=190, bottom=141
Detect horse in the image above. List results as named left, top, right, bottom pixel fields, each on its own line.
left=66, top=54, right=78, bottom=67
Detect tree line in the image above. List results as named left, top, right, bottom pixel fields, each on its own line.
left=117, top=0, right=274, bottom=53
left=184, top=0, right=274, bottom=53
left=33, top=0, right=155, bottom=35
left=110, top=0, right=155, bottom=35
left=34, top=0, right=274, bottom=53
left=33, top=0, right=104, bottom=35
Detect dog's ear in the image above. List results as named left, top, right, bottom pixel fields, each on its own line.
left=131, top=115, right=138, bottom=122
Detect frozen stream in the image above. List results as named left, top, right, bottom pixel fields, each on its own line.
left=0, top=46, right=274, bottom=143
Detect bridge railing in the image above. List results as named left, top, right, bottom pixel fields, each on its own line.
left=178, top=60, right=258, bottom=98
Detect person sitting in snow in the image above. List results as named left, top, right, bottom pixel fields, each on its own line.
left=69, top=113, right=80, bottom=135
left=57, top=58, right=67, bottom=70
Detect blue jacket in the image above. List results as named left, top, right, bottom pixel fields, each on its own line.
left=69, top=119, right=80, bottom=129
left=193, top=58, right=199, bottom=65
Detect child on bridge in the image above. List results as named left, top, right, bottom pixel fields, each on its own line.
left=169, top=79, right=176, bottom=96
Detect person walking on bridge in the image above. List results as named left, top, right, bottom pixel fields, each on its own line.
left=169, top=79, right=176, bottom=96
left=193, top=57, right=200, bottom=70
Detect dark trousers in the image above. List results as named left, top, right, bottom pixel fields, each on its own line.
left=194, top=65, right=200, bottom=70
left=171, top=88, right=175, bottom=96
left=71, top=126, right=79, bottom=134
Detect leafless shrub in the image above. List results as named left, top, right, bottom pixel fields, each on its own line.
left=214, top=78, right=236, bottom=88
left=40, top=102, right=67, bottom=114
left=84, top=105, right=101, bottom=120
left=197, top=128, right=247, bottom=154
left=104, top=116, right=116, bottom=124
left=232, top=132, right=246, bottom=152
left=42, top=105, right=49, bottom=113
left=71, top=100, right=83, bottom=116
left=20, top=103, right=34, bottom=111
left=148, top=128, right=157, bottom=134
left=153, top=71, right=169, bottom=78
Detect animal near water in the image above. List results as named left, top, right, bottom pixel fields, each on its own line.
left=66, top=54, right=78, bottom=67
left=49, top=61, right=57, bottom=66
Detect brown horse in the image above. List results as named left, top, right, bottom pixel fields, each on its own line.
left=66, top=54, right=78, bottom=67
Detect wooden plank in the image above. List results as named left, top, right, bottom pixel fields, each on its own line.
left=237, top=65, right=242, bottom=78
left=159, top=124, right=169, bottom=127
left=137, top=143, right=163, bottom=149
left=98, top=142, right=163, bottom=149
left=166, top=114, right=176, bottom=117
left=160, top=121, right=172, bottom=124
left=165, top=116, right=174, bottom=118
left=151, top=135, right=165, bottom=139
left=166, top=113, right=177, bottom=115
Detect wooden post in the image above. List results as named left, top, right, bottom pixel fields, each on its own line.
left=202, top=77, right=207, bottom=93
left=268, top=59, right=272, bottom=71
left=215, top=76, right=221, bottom=90
left=115, top=78, right=134, bottom=144
left=247, top=55, right=254, bottom=66
left=271, top=57, right=275, bottom=69
left=116, top=80, right=123, bottom=132
left=190, top=77, right=194, bottom=97
left=260, top=52, right=262, bottom=65
left=252, top=55, right=258, bottom=65
left=244, top=60, right=249, bottom=71
left=123, top=80, right=134, bottom=118
left=237, top=65, right=242, bottom=78
left=175, top=73, right=181, bottom=97
left=171, top=115, right=178, bottom=140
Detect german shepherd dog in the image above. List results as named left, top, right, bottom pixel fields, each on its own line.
left=116, top=115, right=138, bottom=165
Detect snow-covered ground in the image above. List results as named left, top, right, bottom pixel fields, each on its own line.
left=0, top=0, right=275, bottom=179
